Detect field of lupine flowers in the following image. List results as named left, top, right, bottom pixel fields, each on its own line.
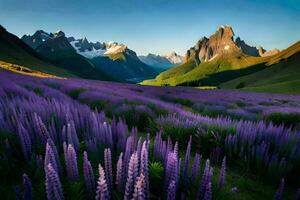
left=0, top=69, right=300, bottom=200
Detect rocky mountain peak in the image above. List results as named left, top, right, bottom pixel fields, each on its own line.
left=165, top=52, right=184, bottom=64
left=184, top=25, right=280, bottom=65
left=53, top=30, right=65, bottom=38
left=0, top=25, right=6, bottom=32
left=185, top=25, right=238, bottom=64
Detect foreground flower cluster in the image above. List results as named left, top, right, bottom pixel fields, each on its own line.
left=0, top=70, right=300, bottom=199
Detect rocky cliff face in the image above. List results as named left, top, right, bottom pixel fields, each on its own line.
left=184, top=25, right=279, bottom=65
left=258, top=47, right=280, bottom=57
left=21, top=30, right=51, bottom=49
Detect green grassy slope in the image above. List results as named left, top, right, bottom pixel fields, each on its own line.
left=221, top=41, right=300, bottom=94
left=0, top=25, right=74, bottom=77
left=141, top=50, right=267, bottom=86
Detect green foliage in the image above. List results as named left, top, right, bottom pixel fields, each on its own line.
left=163, top=124, right=197, bottom=144
left=68, top=88, right=87, bottom=99
left=90, top=100, right=107, bottom=111
left=114, top=104, right=156, bottom=132
left=33, top=87, right=43, bottom=96
left=236, top=82, right=246, bottom=89
left=265, top=112, right=300, bottom=128
left=149, top=162, right=164, bottom=198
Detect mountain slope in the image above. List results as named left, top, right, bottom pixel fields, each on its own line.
left=220, top=41, right=300, bottom=94
left=141, top=25, right=278, bottom=86
left=90, top=48, right=158, bottom=82
left=0, top=25, right=73, bottom=77
left=70, top=39, right=158, bottom=82
left=35, top=33, right=113, bottom=81
left=23, top=30, right=157, bottom=82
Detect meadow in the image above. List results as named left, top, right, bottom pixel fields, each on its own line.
left=0, top=69, right=300, bottom=200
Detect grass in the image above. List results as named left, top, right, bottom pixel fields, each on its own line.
left=141, top=51, right=267, bottom=86
left=0, top=61, right=62, bottom=78
left=142, top=40, right=300, bottom=95
left=221, top=45, right=300, bottom=94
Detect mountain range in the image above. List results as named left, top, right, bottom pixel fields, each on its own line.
left=141, top=25, right=300, bottom=94
left=2, top=27, right=157, bottom=82
left=1, top=24, right=299, bottom=94
left=139, top=52, right=184, bottom=70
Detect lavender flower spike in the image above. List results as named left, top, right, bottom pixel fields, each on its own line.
left=274, top=178, right=285, bottom=200
left=167, top=180, right=176, bottom=200
left=115, top=153, right=123, bottom=191
left=104, top=148, right=113, bottom=192
left=204, top=182, right=212, bottom=200
left=183, top=136, right=192, bottom=179
left=124, top=152, right=139, bottom=200
left=23, top=173, right=33, bottom=200
left=218, top=157, right=226, bottom=188
left=65, top=144, right=79, bottom=181
left=45, top=163, right=64, bottom=200
left=83, top=151, right=95, bottom=199
left=191, top=154, right=201, bottom=183
left=95, top=164, right=110, bottom=200
left=44, top=141, right=58, bottom=175
left=132, top=173, right=145, bottom=200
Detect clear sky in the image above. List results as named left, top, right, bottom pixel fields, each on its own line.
left=0, top=0, right=299, bottom=55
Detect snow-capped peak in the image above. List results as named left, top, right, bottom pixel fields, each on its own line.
left=70, top=38, right=127, bottom=59
left=165, top=52, right=184, bottom=64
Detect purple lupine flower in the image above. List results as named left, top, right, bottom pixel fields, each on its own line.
left=96, top=164, right=110, bottom=200
left=183, top=136, right=192, bottom=179
left=124, top=152, right=139, bottom=200
left=218, top=157, right=226, bottom=188
left=64, top=144, right=79, bottom=181
left=136, top=138, right=142, bottom=159
left=66, top=121, right=79, bottom=152
left=47, top=138, right=61, bottom=175
left=164, top=152, right=178, bottom=193
left=83, top=151, right=95, bottom=199
left=274, top=178, right=285, bottom=200
left=167, top=180, right=176, bottom=200
left=204, top=182, right=212, bottom=200
left=173, top=142, right=178, bottom=157
left=44, top=142, right=58, bottom=175
left=140, top=141, right=149, bottom=199
left=116, top=153, right=123, bottom=191
left=296, top=188, right=300, bottom=200
left=15, top=185, right=21, bottom=200
left=45, top=163, right=64, bottom=200
left=17, top=123, right=31, bottom=161
left=23, top=174, right=32, bottom=200
left=33, top=112, right=50, bottom=145
left=132, top=173, right=145, bottom=200
left=123, top=136, right=133, bottom=180
left=191, top=154, right=201, bottom=184
left=197, top=159, right=210, bottom=199
left=104, top=148, right=113, bottom=192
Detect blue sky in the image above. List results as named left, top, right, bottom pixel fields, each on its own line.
left=0, top=0, right=299, bottom=55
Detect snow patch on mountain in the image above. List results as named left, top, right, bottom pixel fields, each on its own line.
left=70, top=40, right=127, bottom=59
left=70, top=41, right=106, bottom=59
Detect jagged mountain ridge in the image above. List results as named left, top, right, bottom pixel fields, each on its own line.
left=22, top=30, right=158, bottom=82
left=35, top=33, right=113, bottom=81
left=141, top=25, right=292, bottom=87
left=184, top=25, right=279, bottom=65
left=139, top=52, right=184, bottom=70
